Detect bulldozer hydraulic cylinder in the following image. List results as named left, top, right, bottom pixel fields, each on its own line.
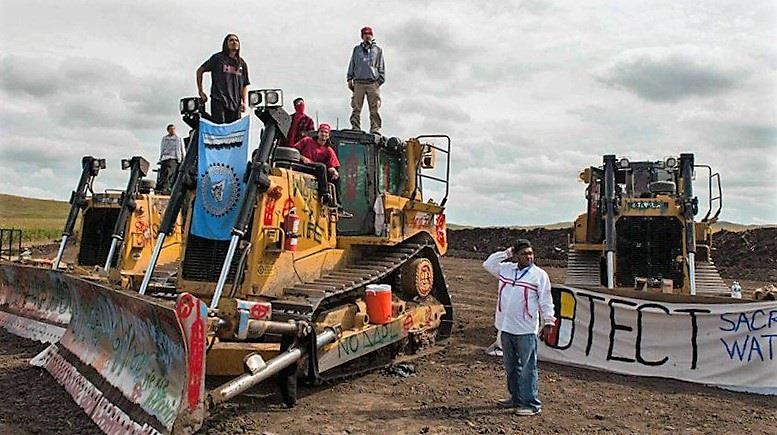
left=210, top=328, right=337, bottom=405
left=247, top=319, right=310, bottom=338
left=103, top=237, right=120, bottom=271
left=104, top=156, right=149, bottom=270
left=233, top=123, right=278, bottom=235
left=55, top=156, right=104, bottom=270
left=211, top=234, right=240, bottom=310
left=52, top=236, right=68, bottom=270
left=138, top=232, right=166, bottom=295
left=603, top=154, right=617, bottom=289
left=680, top=153, right=697, bottom=295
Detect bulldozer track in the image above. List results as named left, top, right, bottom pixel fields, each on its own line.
left=565, top=249, right=729, bottom=295
left=318, top=340, right=446, bottom=385
left=694, top=260, right=728, bottom=295
left=565, top=249, right=601, bottom=287
left=272, top=237, right=449, bottom=324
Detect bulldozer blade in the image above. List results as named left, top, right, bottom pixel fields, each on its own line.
left=1, top=264, right=208, bottom=434
left=0, top=264, right=71, bottom=343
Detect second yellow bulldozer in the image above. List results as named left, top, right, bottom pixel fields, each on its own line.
left=566, top=154, right=727, bottom=295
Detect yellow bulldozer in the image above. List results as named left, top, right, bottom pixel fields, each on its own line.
left=566, top=153, right=726, bottom=295
left=0, top=89, right=452, bottom=434
left=51, top=155, right=183, bottom=288
left=1, top=155, right=184, bottom=343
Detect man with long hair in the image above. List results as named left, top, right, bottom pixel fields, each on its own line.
left=196, top=34, right=251, bottom=124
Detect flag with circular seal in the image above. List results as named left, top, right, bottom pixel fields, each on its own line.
left=191, top=116, right=252, bottom=240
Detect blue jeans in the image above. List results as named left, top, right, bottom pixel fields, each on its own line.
left=502, top=331, right=541, bottom=411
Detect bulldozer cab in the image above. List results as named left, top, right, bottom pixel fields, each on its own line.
left=622, top=161, right=677, bottom=198
left=332, top=130, right=451, bottom=252
left=332, top=130, right=397, bottom=235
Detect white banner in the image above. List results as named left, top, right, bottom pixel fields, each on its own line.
left=538, top=285, right=777, bottom=395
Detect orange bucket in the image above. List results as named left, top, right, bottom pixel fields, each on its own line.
left=365, top=284, right=393, bottom=324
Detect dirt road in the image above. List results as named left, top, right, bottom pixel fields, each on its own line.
left=1, top=257, right=775, bottom=434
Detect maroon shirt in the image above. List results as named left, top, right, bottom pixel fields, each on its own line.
left=293, top=137, right=340, bottom=170
left=285, top=113, right=314, bottom=146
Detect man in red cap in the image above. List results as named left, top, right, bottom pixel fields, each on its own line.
left=347, top=26, right=385, bottom=134
left=292, top=123, right=340, bottom=181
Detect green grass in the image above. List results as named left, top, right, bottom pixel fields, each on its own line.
left=0, top=194, right=70, bottom=242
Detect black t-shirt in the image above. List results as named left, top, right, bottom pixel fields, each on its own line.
left=201, top=52, right=251, bottom=111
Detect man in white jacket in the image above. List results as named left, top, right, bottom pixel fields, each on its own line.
left=483, top=239, right=555, bottom=416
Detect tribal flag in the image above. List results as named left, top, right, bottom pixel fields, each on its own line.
left=191, top=116, right=252, bottom=240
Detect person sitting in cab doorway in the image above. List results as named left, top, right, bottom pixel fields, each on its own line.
left=483, top=239, right=555, bottom=416
left=293, top=123, right=340, bottom=181
left=156, top=124, right=184, bottom=194
left=282, top=97, right=315, bottom=147
left=347, top=26, right=384, bottom=134
left=196, top=34, right=250, bottom=124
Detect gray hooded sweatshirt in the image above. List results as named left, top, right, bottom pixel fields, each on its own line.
left=347, top=42, right=385, bottom=85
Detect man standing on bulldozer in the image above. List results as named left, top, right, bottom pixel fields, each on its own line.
left=156, top=123, right=184, bottom=194
left=347, top=26, right=385, bottom=134
left=196, top=33, right=251, bottom=124
left=483, top=239, right=555, bottom=416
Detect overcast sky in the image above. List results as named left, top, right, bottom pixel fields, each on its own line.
left=1, top=0, right=775, bottom=226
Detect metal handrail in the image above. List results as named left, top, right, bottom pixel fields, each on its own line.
left=694, top=164, right=723, bottom=222
left=711, top=172, right=722, bottom=220
left=414, top=135, right=451, bottom=207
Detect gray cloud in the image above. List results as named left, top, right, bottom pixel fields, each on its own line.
left=385, top=18, right=478, bottom=85
left=0, top=55, right=60, bottom=97
left=596, top=45, right=749, bottom=102
left=0, top=1, right=774, bottom=226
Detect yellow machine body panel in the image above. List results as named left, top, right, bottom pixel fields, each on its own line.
left=120, top=194, right=184, bottom=274
left=177, top=168, right=345, bottom=301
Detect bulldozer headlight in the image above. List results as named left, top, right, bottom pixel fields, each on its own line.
left=92, top=159, right=106, bottom=171
left=121, top=159, right=131, bottom=170
left=248, top=90, right=262, bottom=106
left=248, top=89, right=283, bottom=108
left=179, top=97, right=201, bottom=115
left=618, top=157, right=630, bottom=169
left=665, top=156, right=678, bottom=169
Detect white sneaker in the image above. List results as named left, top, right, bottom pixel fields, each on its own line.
left=485, top=344, right=503, bottom=357
left=515, top=407, right=541, bottom=416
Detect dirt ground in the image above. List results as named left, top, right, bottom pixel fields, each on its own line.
left=1, top=257, right=775, bottom=435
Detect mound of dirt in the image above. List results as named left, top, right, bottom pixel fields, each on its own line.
left=447, top=228, right=568, bottom=267
left=712, top=228, right=777, bottom=282
left=448, top=227, right=777, bottom=282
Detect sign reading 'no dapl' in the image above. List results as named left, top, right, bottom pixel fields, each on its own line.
left=539, top=285, right=777, bottom=395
